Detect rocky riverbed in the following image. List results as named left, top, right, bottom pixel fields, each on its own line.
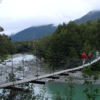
left=0, top=54, right=49, bottom=84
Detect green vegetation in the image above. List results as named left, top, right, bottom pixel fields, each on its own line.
left=0, top=27, right=15, bottom=61
left=82, top=67, right=100, bottom=100
left=33, top=20, right=100, bottom=69
left=14, top=41, right=34, bottom=53
left=1, top=20, right=100, bottom=70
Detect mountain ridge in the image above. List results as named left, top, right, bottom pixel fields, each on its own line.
left=11, top=24, right=56, bottom=42
left=75, top=10, right=100, bottom=24
left=11, top=10, right=100, bottom=42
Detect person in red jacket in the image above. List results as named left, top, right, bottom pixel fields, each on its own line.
left=88, top=52, right=92, bottom=63
left=81, top=52, right=88, bottom=64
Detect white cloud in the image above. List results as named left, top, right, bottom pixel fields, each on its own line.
left=0, top=0, right=100, bottom=35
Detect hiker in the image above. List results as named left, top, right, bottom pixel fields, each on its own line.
left=88, top=52, right=92, bottom=63
left=81, top=52, right=88, bottom=64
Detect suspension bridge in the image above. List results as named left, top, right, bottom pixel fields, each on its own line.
left=0, top=56, right=100, bottom=89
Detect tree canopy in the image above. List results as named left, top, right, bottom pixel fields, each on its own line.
left=33, top=20, right=100, bottom=69
left=0, top=34, right=15, bottom=60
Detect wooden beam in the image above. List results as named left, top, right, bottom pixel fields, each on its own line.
left=69, top=70, right=76, bottom=73
left=29, top=80, right=45, bottom=85
left=47, top=76, right=59, bottom=79
left=4, top=86, right=30, bottom=92
left=59, top=73, right=69, bottom=76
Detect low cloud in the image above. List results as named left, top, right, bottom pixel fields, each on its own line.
left=0, top=0, right=100, bottom=35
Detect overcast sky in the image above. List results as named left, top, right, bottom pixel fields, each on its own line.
left=0, top=0, right=100, bottom=35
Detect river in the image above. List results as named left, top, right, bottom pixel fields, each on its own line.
left=46, top=82, right=100, bottom=100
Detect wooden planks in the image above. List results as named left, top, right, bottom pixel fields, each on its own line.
left=47, top=76, right=59, bottom=79
left=3, top=86, right=30, bottom=92
left=29, top=80, right=46, bottom=85
left=59, top=73, right=69, bottom=76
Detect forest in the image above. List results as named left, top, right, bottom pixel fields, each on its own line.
left=33, top=20, right=100, bottom=69
left=1, top=20, right=100, bottom=70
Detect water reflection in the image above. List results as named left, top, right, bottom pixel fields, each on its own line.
left=0, top=82, right=100, bottom=100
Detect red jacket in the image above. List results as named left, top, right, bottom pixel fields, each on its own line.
left=81, top=52, right=88, bottom=59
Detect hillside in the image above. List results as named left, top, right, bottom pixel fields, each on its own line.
left=75, top=10, right=100, bottom=24
left=11, top=10, right=100, bottom=42
left=34, top=20, right=100, bottom=69
left=11, top=24, right=56, bottom=42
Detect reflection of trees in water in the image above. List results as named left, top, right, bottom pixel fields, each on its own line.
left=66, top=76, right=75, bottom=100
left=83, top=67, right=100, bottom=100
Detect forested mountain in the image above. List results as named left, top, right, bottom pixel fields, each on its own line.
left=11, top=24, right=56, bottom=42
left=75, top=10, right=100, bottom=24
left=11, top=10, right=100, bottom=42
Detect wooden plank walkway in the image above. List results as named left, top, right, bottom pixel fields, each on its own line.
left=4, top=86, right=30, bottom=92
left=0, top=57, right=100, bottom=88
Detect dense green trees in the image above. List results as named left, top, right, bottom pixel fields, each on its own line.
left=33, top=20, right=100, bottom=69
left=0, top=32, right=15, bottom=60
left=15, top=41, right=34, bottom=53
left=1, top=20, right=100, bottom=69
